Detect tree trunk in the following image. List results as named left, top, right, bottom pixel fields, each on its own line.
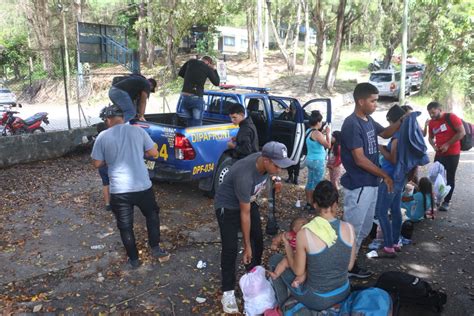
left=165, top=1, right=177, bottom=79
left=247, top=3, right=256, bottom=61
left=290, top=1, right=302, bottom=74
left=302, top=0, right=310, bottom=66
left=138, top=0, right=147, bottom=63
left=146, top=0, right=155, bottom=67
left=266, top=0, right=291, bottom=70
left=308, top=0, right=325, bottom=92
left=382, top=37, right=401, bottom=69
left=323, top=0, right=346, bottom=91
left=22, top=0, right=55, bottom=76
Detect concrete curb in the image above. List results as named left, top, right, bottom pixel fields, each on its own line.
left=0, top=127, right=97, bottom=168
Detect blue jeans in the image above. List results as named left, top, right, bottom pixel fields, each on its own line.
left=181, top=95, right=204, bottom=127
left=109, top=86, right=136, bottom=122
left=375, top=181, right=403, bottom=248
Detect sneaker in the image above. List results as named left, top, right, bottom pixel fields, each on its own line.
left=348, top=264, right=373, bottom=279
left=151, top=246, right=169, bottom=258
left=438, top=202, right=449, bottom=212
left=221, top=290, right=239, bottom=314
left=400, top=237, right=412, bottom=245
left=128, top=258, right=142, bottom=269
left=393, top=244, right=402, bottom=252
left=376, top=247, right=396, bottom=258
left=368, top=239, right=383, bottom=250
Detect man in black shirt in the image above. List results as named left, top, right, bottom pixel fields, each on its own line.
left=109, top=75, right=157, bottom=122
left=178, top=56, right=220, bottom=126
left=227, top=104, right=259, bottom=159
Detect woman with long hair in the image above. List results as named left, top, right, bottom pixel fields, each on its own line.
left=304, top=111, right=331, bottom=213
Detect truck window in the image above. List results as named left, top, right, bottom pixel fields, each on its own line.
left=208, top=96, right=221, bottom=114
left=222, top=96, right=240, bottom=115
left=245, top=98, right=266, bottom=120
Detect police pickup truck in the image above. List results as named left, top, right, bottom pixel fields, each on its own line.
left=133, top=85, right=331, bottom=195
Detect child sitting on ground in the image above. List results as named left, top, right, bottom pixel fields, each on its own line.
left=269, top=217, right=308, bottom=279
left=402, top=177, right=435, bottom=221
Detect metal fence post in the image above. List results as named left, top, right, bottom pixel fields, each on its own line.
left=60, top=46, right=71, bottom=130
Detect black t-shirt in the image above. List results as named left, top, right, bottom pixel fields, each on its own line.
left=178, top=59, right=220, bottom=96
left=113, top=76, right=151, bottom=101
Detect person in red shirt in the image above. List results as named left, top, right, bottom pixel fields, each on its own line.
left=427, top=102, right=466, bottom=211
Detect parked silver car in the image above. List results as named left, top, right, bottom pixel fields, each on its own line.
left=369, top=70, right=411, bottom=100
left=0, top=88, right=17, bottom=107
left=406, top=64, right=425, bottom=90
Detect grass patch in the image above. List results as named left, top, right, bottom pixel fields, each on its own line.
left=409, top=93, right=433, bottom=109
left=339, top=51, right=371, bottom=73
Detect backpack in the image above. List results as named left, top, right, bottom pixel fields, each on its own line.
left=445, top=113, right=473, bottom=151
left=400, top=220, right=414, bottom=240
left=112, top=74, right=146, bottom=86
left=375, top=271, right=447, bottom=313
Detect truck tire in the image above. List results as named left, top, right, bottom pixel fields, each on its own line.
left=210, top=155, right=233, bottom=197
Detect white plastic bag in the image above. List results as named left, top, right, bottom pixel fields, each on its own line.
left=239, top=265, right=277, bottom=316
left=429, top=161, right=446, bottom=184
left=433, top=173, right=451, bottom=204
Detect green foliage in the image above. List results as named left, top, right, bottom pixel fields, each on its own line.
left=196, top=32, right=218, bottom=58
left=0, top=34, right=30, bottom=79
left=414, top=0, right=473, bottom=103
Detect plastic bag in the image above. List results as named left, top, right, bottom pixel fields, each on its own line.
left=433, top=173, right=451, bottom=204
left=239, top=266, right=277, bottom=316
left=429, top=161, right=446, bottom=184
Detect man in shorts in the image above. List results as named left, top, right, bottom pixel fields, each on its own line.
left=340, top=83, right=404, bottom=278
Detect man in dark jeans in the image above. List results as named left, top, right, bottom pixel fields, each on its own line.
left=91, top=105, right=168, bottom=268
left=214, top=141, right=295, bottom=313
left=109, top=75, right=157, bottom=122
left=227, top=104, right=259, bottom=159
left=178, top=56, right=220, bottom=126
left=427, top=101, right=466, bottom=211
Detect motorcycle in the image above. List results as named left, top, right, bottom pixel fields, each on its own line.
left=368, top=58, right=382, bottom=72
left=0, top=109, right=49, bottom=136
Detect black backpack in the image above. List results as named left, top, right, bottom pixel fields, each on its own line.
left=445, top=113, right=473, bottom=151
left=301, top=128, right=316, bottom=157
left=112, top=74, right=146, bottom=86
left=375, top=271, right=447, bottom=313
left=400, top=220, right=414, bottom=239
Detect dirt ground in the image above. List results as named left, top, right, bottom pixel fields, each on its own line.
left=1, top=54, right=472, bottom=314
left=1, top=148, right=473, bottom=314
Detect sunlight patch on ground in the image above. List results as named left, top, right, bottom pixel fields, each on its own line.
left=418, top=241, right=441, bottom=253
left=406, top=263, right=434, bottom=279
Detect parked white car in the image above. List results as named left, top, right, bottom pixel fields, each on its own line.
left=0, top=87, right=17, bottom=107
left=369, top=70, right=412, bottom=100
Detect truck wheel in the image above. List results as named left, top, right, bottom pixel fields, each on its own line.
left=211, top=155, right=233, bottom=197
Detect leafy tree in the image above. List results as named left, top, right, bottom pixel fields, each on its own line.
left=141, top=0, right=223, bottom=78
left=0, top=34, right=30, bottom=79
left=413, top=0, right=473, bottom=107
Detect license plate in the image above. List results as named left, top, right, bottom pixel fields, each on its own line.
left=145, top=160, right=155, bottom=170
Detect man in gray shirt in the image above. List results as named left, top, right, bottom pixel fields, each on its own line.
left=215, top=141, right=295, bottom=314
left=91, top=105, right=168, bottom=268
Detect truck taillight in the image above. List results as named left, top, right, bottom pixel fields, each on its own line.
left=174, top=133, right=195, bottom=160
left=390, top=83, right=396, bottom=91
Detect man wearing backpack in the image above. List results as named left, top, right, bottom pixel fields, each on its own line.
left=427, top=101, right=466, bottom=212
left=109, top=75, right=157, bottom=122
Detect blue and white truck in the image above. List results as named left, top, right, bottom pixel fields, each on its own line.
left=133, top=86, right=331, bottom=195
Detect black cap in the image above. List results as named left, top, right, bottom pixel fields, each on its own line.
left=99, top=105, right=124, bottom=120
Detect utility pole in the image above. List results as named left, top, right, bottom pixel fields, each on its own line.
left=257, top=0, right=264, bottom=87
left=399, top=0, right=409, bottom=104
left=264, top=1, right=269, bottom=51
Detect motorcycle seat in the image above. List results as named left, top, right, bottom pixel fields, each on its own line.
left=24, top=112, right=47, bottom=125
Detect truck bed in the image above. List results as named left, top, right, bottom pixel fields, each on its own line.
left=144, top=113, right=230, bottom=128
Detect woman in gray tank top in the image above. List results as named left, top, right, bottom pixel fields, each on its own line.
left=269, top=181, right=356, bottom=311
